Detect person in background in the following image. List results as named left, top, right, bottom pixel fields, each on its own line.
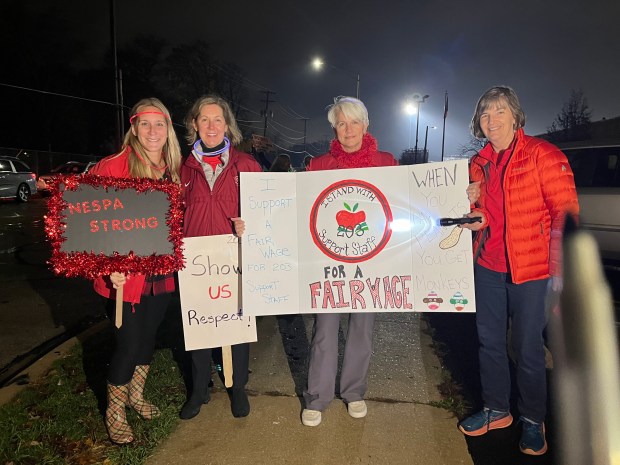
left=458, top=86, right=579, bottom=456
left=301, top=96, right=398, bottom=427
left=299, top=154, right=314, bottom=171
left=89, top=98, right=183, bottom=444
left=269, top=153, right=293, bottom=172
left=179, top=94, right=262, bottom=420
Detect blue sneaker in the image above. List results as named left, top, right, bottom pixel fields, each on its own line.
left=458, top=408, right=513, bottom=436
left=519, top=417, right=547, bottom=455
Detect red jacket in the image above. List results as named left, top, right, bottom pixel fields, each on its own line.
left=182, top=147, right=262, bottom=237
left=88, top=148, right=147, bottom=304
left=470, top=129, right=579, bottom=284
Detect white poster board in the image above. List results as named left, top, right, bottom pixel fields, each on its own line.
left=178, top=235, right=257, bottom=350
left=241, top=159, right=476, bottom=314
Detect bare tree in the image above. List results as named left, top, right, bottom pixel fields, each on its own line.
left=547, top=89, right=592, bottom=143
left=457, top=135, right=486, bottom=159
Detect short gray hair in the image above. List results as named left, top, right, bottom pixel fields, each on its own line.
left=326, top=96, right=369, bottom=128
left=470, top=86, right=526, bottom=139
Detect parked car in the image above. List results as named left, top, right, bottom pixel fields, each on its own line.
left=562, top=144, right=620, bottom=262
left=0, top=157, right=37, bottom=202
left=36, top=161, right=96, bottom=195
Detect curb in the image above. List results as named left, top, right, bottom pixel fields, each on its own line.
left=0, top=320, right=108, bottom=407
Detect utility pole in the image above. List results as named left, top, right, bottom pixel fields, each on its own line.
left=110, top=0, right=123, bottom=150
left=260, top=90, right=276, bottom=137
left=299, top=117, right=309, bottom=154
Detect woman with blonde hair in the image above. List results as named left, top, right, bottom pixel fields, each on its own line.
left=89, top=97, right=182, bottom=444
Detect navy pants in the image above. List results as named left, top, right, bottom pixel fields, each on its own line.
left=474, top=263, right=549, bottom=423
left=106, top=293, right=170, bottom=385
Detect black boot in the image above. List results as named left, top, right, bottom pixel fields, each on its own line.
left=180, top=388, right=210, bottom=420
left=180, top=349, right=211, bottom=420
left=231, top=388, right=250, bottom=418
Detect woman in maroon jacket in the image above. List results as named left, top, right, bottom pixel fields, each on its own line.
left=301, top=96, right=398, bottom=427
left=89, top=98, right=182, bottom=444
left=179, top=95, right=262, bottom=420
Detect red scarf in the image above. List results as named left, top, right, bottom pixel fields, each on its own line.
left=330, top=133, right=378, bottom=169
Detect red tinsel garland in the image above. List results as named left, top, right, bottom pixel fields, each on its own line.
left=44, top=174, right=185, bottom=280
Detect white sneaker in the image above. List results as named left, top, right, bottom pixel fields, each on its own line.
left=301, top=409, right=322, bottom=426
left=347, top=400, right=367, bottom=418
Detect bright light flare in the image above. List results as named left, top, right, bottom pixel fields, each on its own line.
left=312, top=58, right=324, bottom=70
left=389, top=218, right=412, bottom=232
left=403, top=102, right=417, bottom=115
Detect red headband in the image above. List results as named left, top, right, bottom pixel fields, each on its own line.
left=129, top=111, right=169, bottom=124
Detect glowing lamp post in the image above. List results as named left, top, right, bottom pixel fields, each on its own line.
left=311, top=57, right=360, bottom=99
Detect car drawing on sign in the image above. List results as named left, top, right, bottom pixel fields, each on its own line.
left=36, top=161, right=96, bottom=195
left=0, top=157, right=37, bottom=202
left=562, top=144, right=620, bottom=262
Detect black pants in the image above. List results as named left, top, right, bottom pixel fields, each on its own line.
left=106, top=293, right=170, bottom=385
left=189, top=343, right=250, bottom=398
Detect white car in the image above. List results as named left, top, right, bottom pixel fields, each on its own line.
left=0, top=157, right=37, bottom=202
left=563, top=144, right=620, bottom=262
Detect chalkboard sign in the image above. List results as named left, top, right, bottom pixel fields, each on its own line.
left=45, top=174, right=184, bottom=279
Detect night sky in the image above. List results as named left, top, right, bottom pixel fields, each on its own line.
left=5, top=0, right=620, bottom=162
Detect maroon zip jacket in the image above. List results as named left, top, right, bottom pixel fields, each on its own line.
left=182, top=147, right=262, bottom=237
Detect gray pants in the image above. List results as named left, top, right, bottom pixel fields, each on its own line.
left=303, top=312, right=376, bottom=411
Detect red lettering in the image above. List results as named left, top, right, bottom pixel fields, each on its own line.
left=111, top=219, right=121, bottom=230
left=309, top=282, right=321, bottom=309
left=366, top=278, right=382, bottom=308
left=383, top=276, right=395, bottom=308
left=400, top=276, right=412, bottom=309
left=113, top=198, right=124, bottom=210
left=68, top=203, right=81, bottom=214
left=208, top=286, right=221, bottom=299
left=349, top=280, right=366, bottom=309
left=134, top=218, right=146, bottom=228
left=122, top=219, right=134, bottom=230
left=102, top=199, right=112, bottom=210
left=147, top=216, right=158, bottom=228
left=322, top=281, right=336, bottom=309
left=81, top=201, right=91, bottom=213
left=391, top=276, right=402, bottom=307
left=90, top=220, right=99, bottom=232
left=100, top=219, right=109, bottom=231
left=220, top=284, right=232, bottom=299
left=331, top=280, right=350, bottom=308
left=91, top=200, right=101, bottom=212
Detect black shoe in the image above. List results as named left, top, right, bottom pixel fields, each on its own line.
left=179, top=390, right=210, bottom=420
left=231, top=389, right=250, bottom=418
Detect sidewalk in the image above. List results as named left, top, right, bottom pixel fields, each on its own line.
left=145, top=312, right=473, bottom=465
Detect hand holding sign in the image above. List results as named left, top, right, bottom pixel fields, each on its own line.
left=45, top=174, right=185, bottom=327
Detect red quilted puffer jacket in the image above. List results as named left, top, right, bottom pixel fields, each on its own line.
left=470, top=129, right=579, bottom=284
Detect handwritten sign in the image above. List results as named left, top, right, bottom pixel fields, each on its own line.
left=45, top=174, right=183, bottom=279
left=240, top=173, right=300, bottom=314
left=241, top=160, right=476, bottom=314
left=178, top=235, right=257, bottom=350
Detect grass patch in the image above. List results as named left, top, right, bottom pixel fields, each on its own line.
left=0, top=326, right=187, bottom=465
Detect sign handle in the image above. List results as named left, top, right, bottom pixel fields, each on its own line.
left=222, top=345, right=233, bottom=388
left=115, top=285, right=123, bottom=328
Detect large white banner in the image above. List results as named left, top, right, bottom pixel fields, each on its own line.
left=178, top=235, right=257, bottom=350
left=241, top=159, right=476, bottom=315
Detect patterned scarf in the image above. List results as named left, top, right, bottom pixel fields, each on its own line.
left=330, top=133, right=378, bottom=169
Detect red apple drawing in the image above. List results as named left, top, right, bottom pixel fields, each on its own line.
left=336, top=202, right=365, bottom=229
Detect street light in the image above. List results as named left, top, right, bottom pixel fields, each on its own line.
left=423, top=125, right=437, bottom=161
left=311, top=57, right=360, bottom=99
left=403, top=102, right=417, bottom=149
left=411, top=93, right=429, bottom=154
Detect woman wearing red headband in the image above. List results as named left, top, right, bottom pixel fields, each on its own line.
left=88, top=97, right=182, bottom=444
